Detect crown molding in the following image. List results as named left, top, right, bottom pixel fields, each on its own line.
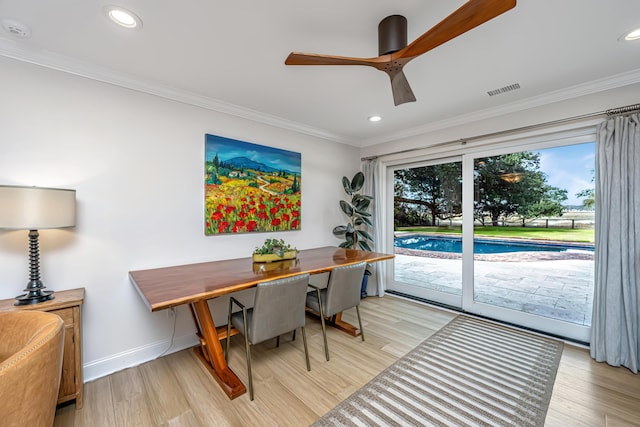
left=0, top=38, right=354, bottom=145
left=2, top=37, right=639, bottom=149
left=362, top=68, right=640, bottom=146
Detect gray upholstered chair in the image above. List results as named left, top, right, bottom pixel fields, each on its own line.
left=225, top=273, right=311, bottom=400
left=306, top=262, right=366, bottom=361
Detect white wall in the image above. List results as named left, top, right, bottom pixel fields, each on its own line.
left=0, top=56, right=360, bottom=380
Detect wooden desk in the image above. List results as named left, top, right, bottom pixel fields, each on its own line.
left=129, top=246, right=393, bottom=399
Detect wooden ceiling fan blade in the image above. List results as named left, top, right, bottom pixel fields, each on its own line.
left=389, top=69, right=416, bottom=106
left=399, top=0, right=516, bottom=59
left=285, top=52, right=380, bottom=67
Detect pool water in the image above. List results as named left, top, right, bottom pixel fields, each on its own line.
left=394, top=235, right=593, bottom=254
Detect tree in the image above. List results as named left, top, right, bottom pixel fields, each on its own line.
left=517, top=186, right=567, bottom=221
left=576, top=189, right=595, bottom=209
left=394, top=163, right=462, bottom=226
left=576, top=169, right=595, bottom=209
left=474, top=152, right=567, bottom=225
left=291, top=174, right=299, bottom=193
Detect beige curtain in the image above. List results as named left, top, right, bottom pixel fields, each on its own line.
left=590, top=113, right=640, bottom=373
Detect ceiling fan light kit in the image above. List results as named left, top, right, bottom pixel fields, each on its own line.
left=285, top=0, right=517, bottom=106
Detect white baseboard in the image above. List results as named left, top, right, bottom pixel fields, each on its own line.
left=82, top=332, right=199, bottom=383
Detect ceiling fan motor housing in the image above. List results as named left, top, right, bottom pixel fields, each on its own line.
left=378, top=15, right=407, bottom=55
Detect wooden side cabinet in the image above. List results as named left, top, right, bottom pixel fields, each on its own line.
left=0, top=288, right=84, bottom=408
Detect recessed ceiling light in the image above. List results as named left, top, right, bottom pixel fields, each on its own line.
left=103, top=6, right=142, bottom=29
left=368, top=115, right=382, bottom=122
left=619, top=26, right=640, bottom=41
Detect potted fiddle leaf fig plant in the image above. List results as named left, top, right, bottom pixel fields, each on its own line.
left=333, top=171, right=374, bottom=298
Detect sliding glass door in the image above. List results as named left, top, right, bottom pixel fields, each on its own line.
left=388, top=133, right=595, bottom=342
left=391, top=157, right=463, bottom=308
left=465, top=142, right=595, bottom=341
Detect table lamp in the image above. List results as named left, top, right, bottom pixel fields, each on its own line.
left=0, top=185, right=76, bottom=305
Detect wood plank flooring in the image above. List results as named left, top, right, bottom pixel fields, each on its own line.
left=54, top=295, right=640, bottom=426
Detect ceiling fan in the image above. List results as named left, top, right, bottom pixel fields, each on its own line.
left=285, top=0, right=516, bottom=106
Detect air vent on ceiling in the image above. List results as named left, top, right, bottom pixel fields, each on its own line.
left=487, top=83, right=520, bottom=97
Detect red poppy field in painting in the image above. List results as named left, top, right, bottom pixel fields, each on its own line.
left=204, top=134, right=301, bottom=235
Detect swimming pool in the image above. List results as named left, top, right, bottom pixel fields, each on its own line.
left=394, top=234, right=594, bottom=254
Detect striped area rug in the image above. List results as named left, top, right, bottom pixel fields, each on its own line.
left=312, top=315, right=563, bottom=427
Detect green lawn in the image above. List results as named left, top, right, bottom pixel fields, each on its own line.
left=395, top=226, right=595, bottom=243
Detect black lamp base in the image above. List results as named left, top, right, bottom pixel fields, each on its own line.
left=15, top=289, right=55, bottom=306
left=14, top=229, right=56, bottom=306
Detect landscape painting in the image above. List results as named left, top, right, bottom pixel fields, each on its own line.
left=204, top=133, right=301, bottom=235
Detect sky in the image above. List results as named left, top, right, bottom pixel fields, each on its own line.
left=536, top=142, right=595, bottom=206
left=205, top=134, right=301, bottom=173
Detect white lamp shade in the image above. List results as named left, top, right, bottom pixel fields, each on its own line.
left=0, top=185, right=76, bottom=229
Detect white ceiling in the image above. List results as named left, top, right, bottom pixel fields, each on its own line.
left=1, top=1, right=640, bottom=147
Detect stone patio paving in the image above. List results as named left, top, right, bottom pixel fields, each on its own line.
left=393, top=253, right=594, bottom=326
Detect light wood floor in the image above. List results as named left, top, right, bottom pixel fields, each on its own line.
left=54, top=295, right=640, bottom=426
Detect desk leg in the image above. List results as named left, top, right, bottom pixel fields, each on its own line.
left=191, top=300, right=246, bottom=399
left=305, top=309, right=361, bottom=337
left=331, top=312, right=361, bottom=337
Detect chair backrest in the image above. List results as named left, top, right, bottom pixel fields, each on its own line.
left=249, top=273, right=310, bottom=345
left=0, top=310, right=65, bottom=427
left=324, top=262, right=367, bottom=317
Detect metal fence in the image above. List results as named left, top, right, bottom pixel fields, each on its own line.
left=404, top=210, right=595, bottom=229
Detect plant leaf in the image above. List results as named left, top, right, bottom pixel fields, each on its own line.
left=342, top=176, right=353, bottom=194
left=339, top=200, right=354, bottom=216
left=356, top=230, right=373, bottom=241
left=343, top=234, right=355, bottom=246
left=358, top=240, right=372, bottom=251
left=353, top=197, right=371, bottom=211
left=353, top=194, right=373, bottom=203
left=332, top=225, right=347, bottom=236
left=361, top=216, right=373, bottom=227
left=351, top=172, right=364, bottom=192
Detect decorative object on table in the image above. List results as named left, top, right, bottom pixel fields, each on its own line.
left=0, top=185, right=76, bottom=305
left=253, top=258, right=299, bottom=273
left=252, top=238, right=298, bottom=263
left=332, top=172, right=374, bottom=297
left=204, top=134, right=301, bottom=235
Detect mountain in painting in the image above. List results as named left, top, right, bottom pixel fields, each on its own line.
left=225, top=156, right=280, bottom=173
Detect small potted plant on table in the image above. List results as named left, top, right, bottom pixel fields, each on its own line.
left=252, top=238, right=298, bottom=263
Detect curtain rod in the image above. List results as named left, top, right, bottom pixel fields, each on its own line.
left=361, top=102, right=640, bottom=161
